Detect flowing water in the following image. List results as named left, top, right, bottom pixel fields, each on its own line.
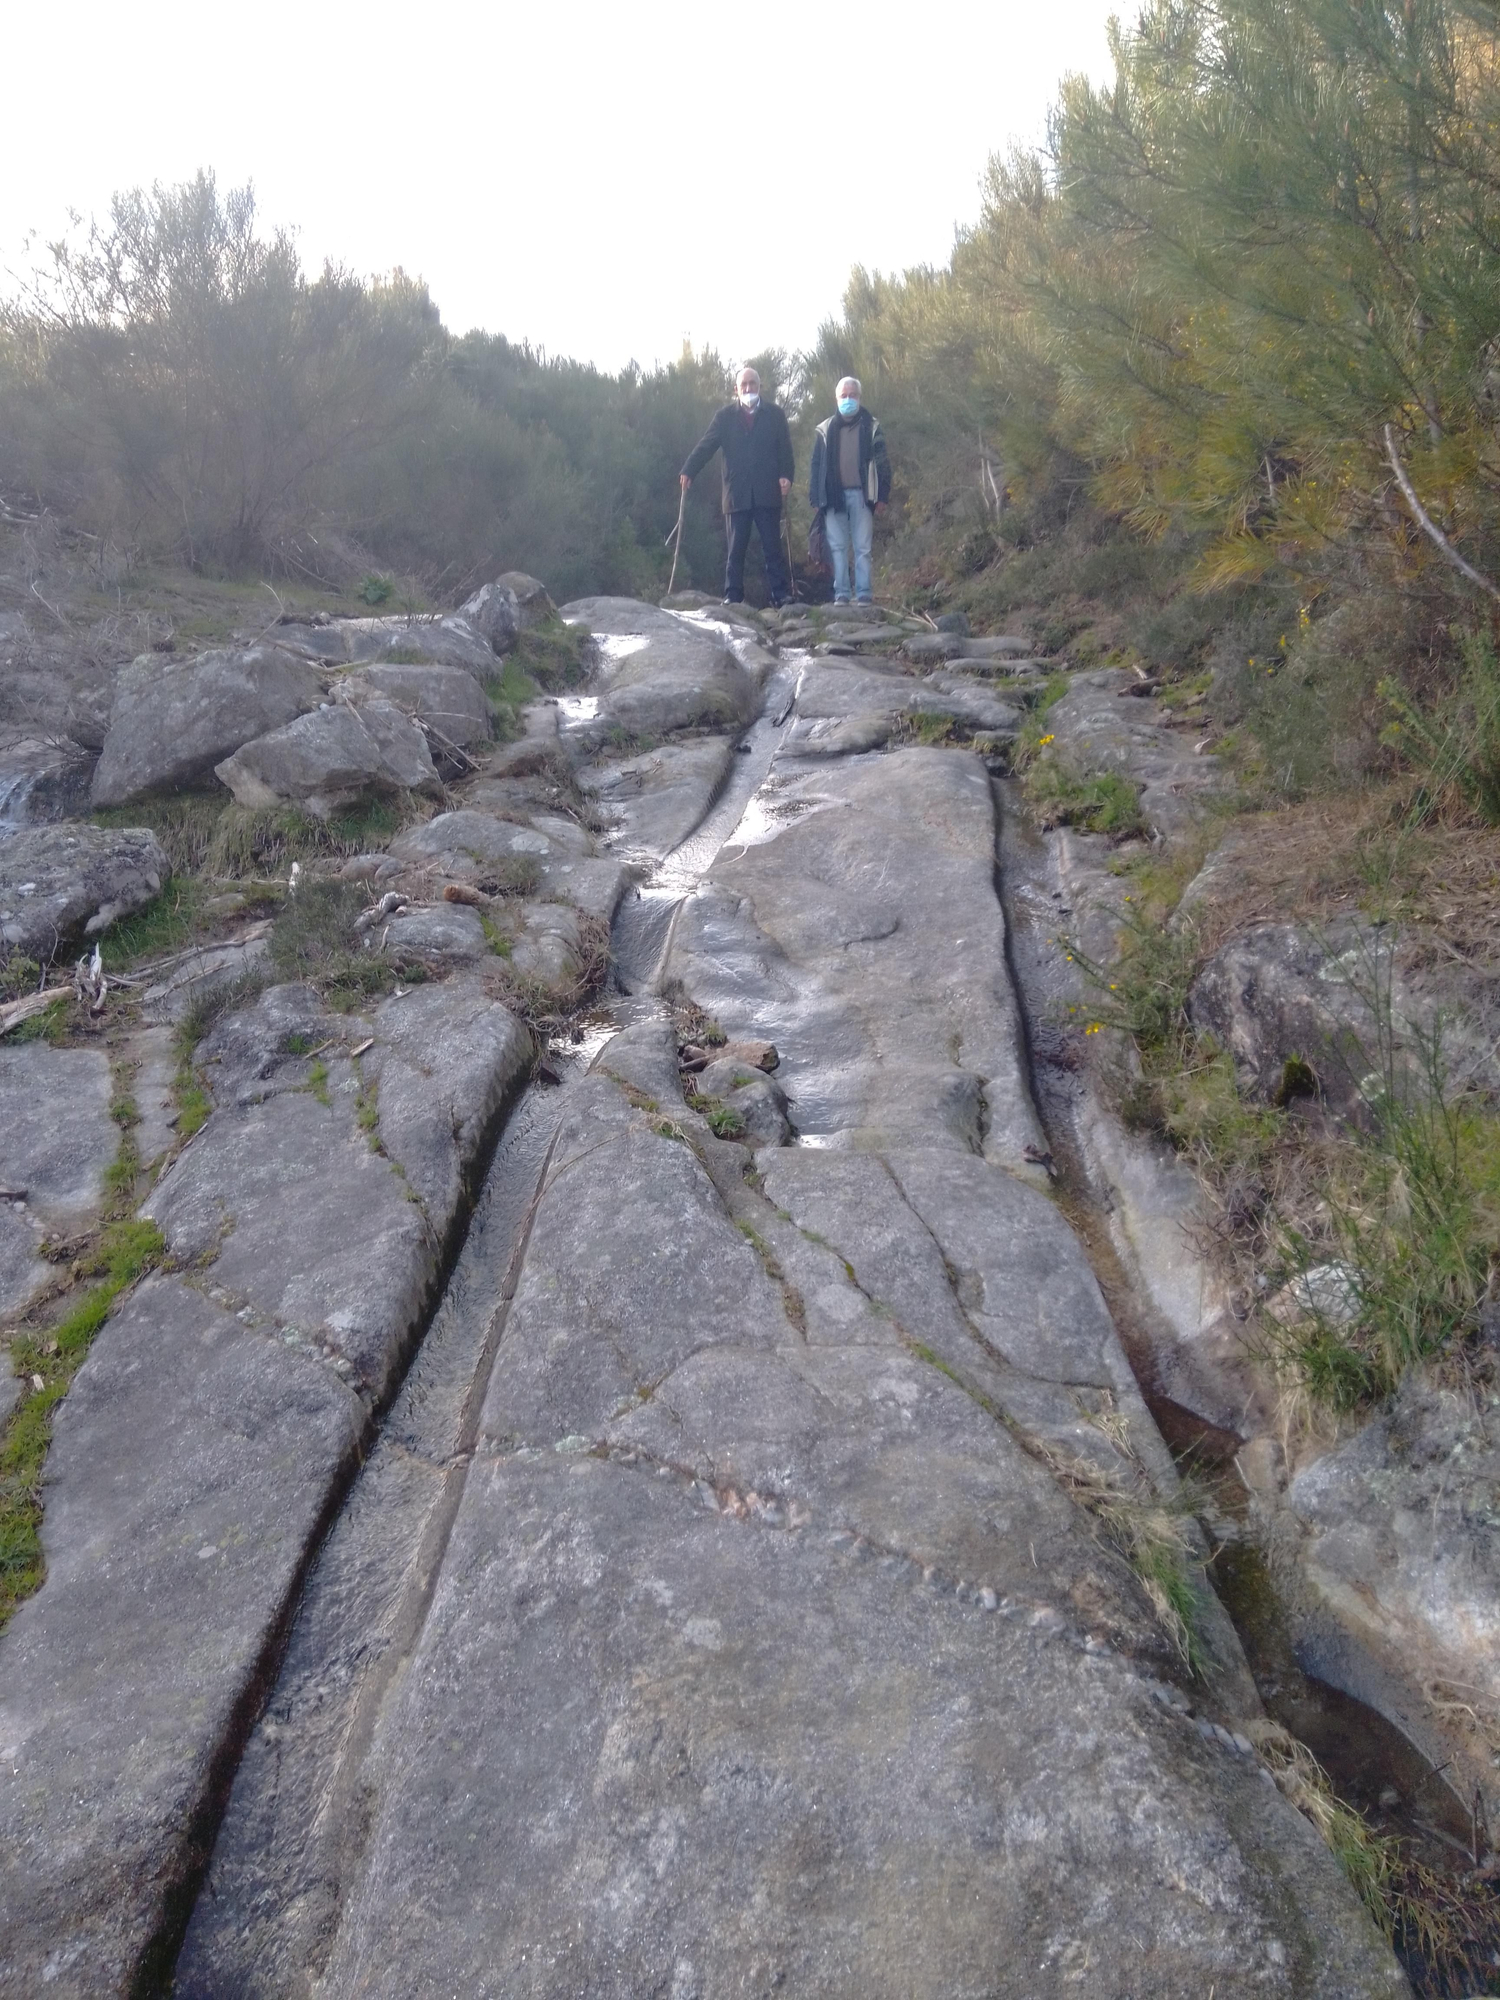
left=173, top=665, right=1483, bottom=1992
left=173, top=662, right=807, bottom=1991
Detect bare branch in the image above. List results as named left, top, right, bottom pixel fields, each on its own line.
left=1384, top=423, right=1500, bottom=605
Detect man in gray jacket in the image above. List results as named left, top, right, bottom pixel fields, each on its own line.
left=808, top=377, right=891, bottom=605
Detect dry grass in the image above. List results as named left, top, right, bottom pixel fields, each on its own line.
left=1248, top=1721, right=1500, bottom=1992
left=480, top=910, right=610, bottom=1027
left=1179, top=784, right=1500, bottom=965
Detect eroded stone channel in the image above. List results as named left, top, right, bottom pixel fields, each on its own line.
left=2, top=596, right=1415, bottom=1997
left=173, top=652, right=802, bottom=1994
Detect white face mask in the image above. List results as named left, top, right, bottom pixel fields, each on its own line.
left=739, top=391, right=761, bottom=410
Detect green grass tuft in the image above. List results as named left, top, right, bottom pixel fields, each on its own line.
left=0, top=1217, right=165, bottom=1627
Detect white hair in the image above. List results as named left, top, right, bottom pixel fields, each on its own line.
left=837, top=376, right=861, bottom=396
left=737, top=365, right=761, bottom=385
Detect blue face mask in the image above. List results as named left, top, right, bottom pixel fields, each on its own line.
left=838, top=396, right=859, bottom=417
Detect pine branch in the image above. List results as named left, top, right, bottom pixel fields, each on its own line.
left=1384, top=424, right=1500, bottom=606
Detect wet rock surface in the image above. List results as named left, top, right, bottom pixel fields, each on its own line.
left=668, top=746, right=1045, bottom=1170
left=560, top=596, right=764, bottom=740
left=0, top=822, right=166, bottom=961
left=0, top=595, right=1416, bottom=1995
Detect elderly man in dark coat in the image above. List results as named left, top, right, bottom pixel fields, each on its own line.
left=680, top=365, right=795, bottom=606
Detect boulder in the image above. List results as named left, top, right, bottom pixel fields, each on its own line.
left=0, top=734, right=94, bottom=835
left=0, top=1044, right=117, bottom=1315
left=963, top=635, right=1034, bottom=659
left=90, top=645, right=323, bottom=807
left=0, top=823, right=167, bottom=961
left=336, top=661, right=492, bottom=750
left=265, top=615, right=495, bottom=678
left=901, top=632, right=969, bottom=663
left=459, top=573, right=556, bottom=657
left=1288, top=1371, right=1500, bottom=1774
left=696, top=1061, right=792, bottom=1146
left=505, top=901, right=592, bottom=994
left=380, top=903, right=490, bottom=965
left=1042, top=669, right=1223, bottom=840
left=458, top=581, right=519, bottom=656
left=390, top=808, right=553, bottom=881
left=558, top=597, right=759, bottom=742
left=1188, top=916, right=1500, bottom=1119
left=912, top=675, right=1023, bottom=733
left=214, top=699, right=439, bottom=819
left=1189, top=922, right=1386, bottom=1121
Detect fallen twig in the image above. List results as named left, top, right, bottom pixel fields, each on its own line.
left=355, top=891, right=408, bottom=935
left=0, top=989, right=62, bottom=1037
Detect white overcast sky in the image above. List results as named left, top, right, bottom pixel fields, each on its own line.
left=3, top=0, right=1119, bottom=375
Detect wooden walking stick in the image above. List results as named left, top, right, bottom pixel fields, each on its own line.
left=782, top=505, right=800, bottom=604
left=666, top=482, right=688, bottom=597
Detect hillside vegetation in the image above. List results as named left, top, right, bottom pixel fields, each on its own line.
left=0, top=175, right=791, bottom=603
left=817, top=0, right=1500, bottom=805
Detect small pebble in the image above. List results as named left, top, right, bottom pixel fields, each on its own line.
left=979, top=1586, right=998, bottom=1611
left=1231, top=1733, right=1254, bottom=1757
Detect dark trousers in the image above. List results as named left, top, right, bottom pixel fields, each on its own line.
left=724, top=505, right=789, bottom=603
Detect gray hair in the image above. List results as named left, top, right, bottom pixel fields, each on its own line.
left=737, top=365, right=761, bottom=387
left=837, top=376, right=861, bottom=396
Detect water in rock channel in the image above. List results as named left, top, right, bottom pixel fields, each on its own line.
left=171, top=663, right=805, bottom=1992
left=161, top=634, right=1444, bottom=1996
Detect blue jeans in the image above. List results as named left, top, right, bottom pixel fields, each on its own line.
left=825, top=486, right=873, bottom=602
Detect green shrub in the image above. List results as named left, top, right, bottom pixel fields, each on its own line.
left=1279, top=1050, right=1500, bottom=1406
left=268, top=878, right=419, bottom=1003
left=0, top=954, right=42, bottom=1000
left=1025, top=760, right=1146, bottom=838
left=1382, top=624, right=1500, bottom=826
left=359, top=573, right=396, bottom=606
left=510, top=617, right=592, bottom=693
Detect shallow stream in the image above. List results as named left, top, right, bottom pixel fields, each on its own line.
left=172, top=660, right=809, bottom=1990
left=170, top=667, right=1488, bottom=1991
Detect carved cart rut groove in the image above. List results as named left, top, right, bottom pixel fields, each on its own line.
left=0, top=595, right=1409, bottom=1996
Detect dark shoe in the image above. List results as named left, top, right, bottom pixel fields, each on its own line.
left=721, top=595, right=743, bottom=605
